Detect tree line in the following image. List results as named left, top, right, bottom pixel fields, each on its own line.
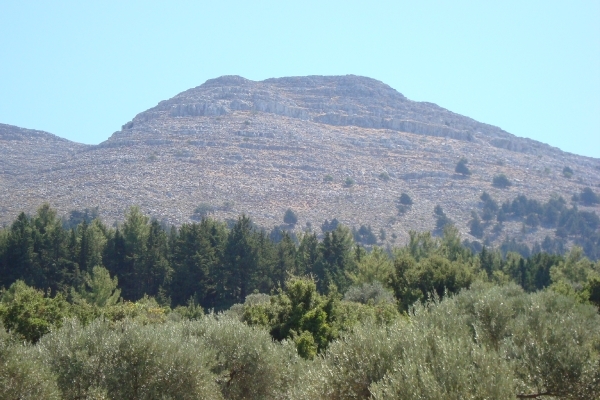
left=1, top=204, right=600, bottom=398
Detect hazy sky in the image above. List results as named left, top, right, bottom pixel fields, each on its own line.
left=1, top=1, right=599, bottom=158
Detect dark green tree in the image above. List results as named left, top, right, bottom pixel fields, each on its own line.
left=492, top=174, right=512, bottom=188
left=315, top=225, right=355, bottom=293
left=468, top=211, right=485, bottom=238
left=224, top=215, right=260, bottom=305
left=273, top=232, right=297, bottom=287
left=580, top=187, right=600, bottom=206
left=434, top=205, right=453, bottom=231
left=117, top=207, right=150, bottom=300
left=296, top=232, right=319, bottom=276
left=170, top=223, right=215, bottom=307
left=455, top=158, right=472, bottom=176
left=283, top=208, right=298, bottom=225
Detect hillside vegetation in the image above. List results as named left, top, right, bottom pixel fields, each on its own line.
left=1, top=204, right=599, bottom=399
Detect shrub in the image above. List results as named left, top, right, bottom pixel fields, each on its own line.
left=343, top=281, right=395, bottom=304
left=434, top=205, right=453, bottom=230
left=283, top=208, right=298, bottom=225
left=323, top=174, right=334, bottom=182
left=188, top=315, right=303, bottom=399
left=396, top=193, right=413, bottom=214
left=344, top=177, right=355, bottom=187
left=563, top=166, right=574, bottom=178
left=580, top=187, right=600, bottom=206
left=353, top=225, right=377, bottom=245
left=369, top=303, right=515, bottom=400
left=321, top=218, right=339, bottom=233
left=455, top=157, right=472, bottom=176
left=378, top=171, right=390, bottom=181
left=0, top=281, right=70, bottom=343
left=38, top=319, right=222, bottom=400
left=468, top=211, right=485, bottom=238
left=192, top=203, right=214, bottom=220
left=492, top=174, right=512, bottom=188
left=292, top=320, right=407, bottom=399
left=399, top=192, right=413, bottom=205
left=0, top=341, right=61, bottom=399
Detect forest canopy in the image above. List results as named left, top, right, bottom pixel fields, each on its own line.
left=1, top=204, right=599, bottom=399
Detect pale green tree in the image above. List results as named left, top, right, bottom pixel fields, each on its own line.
left=348, top=246, right=393, bottom=285
left=71, top=266, right=121, bottom=307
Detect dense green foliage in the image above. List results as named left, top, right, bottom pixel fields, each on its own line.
left=1, top=204, right=600, bottom=398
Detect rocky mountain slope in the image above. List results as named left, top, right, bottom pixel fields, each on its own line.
left=2, top=75, right=599, bottom=248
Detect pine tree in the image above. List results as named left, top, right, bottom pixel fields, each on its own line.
left=224, top=215, right=259, bottom=305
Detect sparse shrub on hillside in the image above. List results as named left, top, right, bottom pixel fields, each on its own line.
left=344, top=177, right=355, bottom=187
left=563, top=166, right=574, bottom=178
left=321, top=218, right=339, bottom=233
left=434, top=205, right=453, bottom=231
left=480, top=191, right=499, bottom=221
left=399, top=192, right=413, bottom=205
left=323, top=174, right=334, bottom=182
left=63, top=207, right=100, bottom=229
left=192, top=203, right=214, bottom=220
left=397, top=193, right=413, bottom=214
left=283, top=208, right=298, bottom=225
left=579, top=187, right=600, bottom=206
left=378, top=171, right=390, bottom=181
left=353, top=225, right=377, bottom=245
left=468, top=211, right=485, bottom=238
left=455, top=157, right=472, bottom=176
left=492, top=174, right=512, bottom=188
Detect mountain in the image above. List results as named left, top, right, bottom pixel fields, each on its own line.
left=1, top=75, right=599, bottom=250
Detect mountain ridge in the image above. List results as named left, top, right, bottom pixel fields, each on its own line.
left=113, top=75, right=567, bottom=157
left=1, top=75, right=598, bottom=253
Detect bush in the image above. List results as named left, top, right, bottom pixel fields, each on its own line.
left=580, top=187, right=600, bottom=206
left=323, top=174, right=334, bottom=182
left=344, top=281, right=395, bottom=305
left=188, top=315, right=303, bottom=399
left=344, top=177, right=355, bottom=187
left=492, top=174, right=512, bottom=188
left=0, top=341, right=61, bottom=399
left=0, top=281, right=70, bottom=343
left=192, top=203, right=215, bottom=220
left=563, top=166, right=574, bottom=178
left=292, top=320, right=407, bottom=399
left=468, top=211, right=485, bottom=238
left=353, top=225, right=377, bottom=245
left=378, top=171, right=390, bottom=181
left=38, top=319, right=222, bottom=400
left=369, top=294, right=516, bottom=399
left=321, top=218, right=340, bottom=233
left=399, top=193, right=413, bottom=205
left=434, top=205, right=453, bottom=230
left=283, top=208, right=298, bottom=225
left=455, top=158, right=472, bottom=176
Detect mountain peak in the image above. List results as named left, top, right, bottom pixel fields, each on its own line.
left=121, top=74, right=552, bottom=154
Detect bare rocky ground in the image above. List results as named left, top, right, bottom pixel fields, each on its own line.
left=1, top=75, right=599, bottom=248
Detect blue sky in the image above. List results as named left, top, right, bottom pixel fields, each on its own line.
left=1, top=1, right=599, bottom=158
